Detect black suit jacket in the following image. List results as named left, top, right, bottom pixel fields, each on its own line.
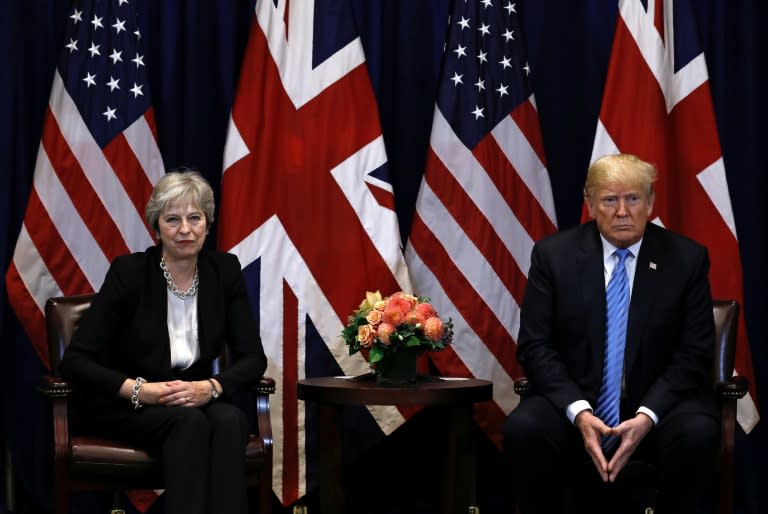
left=516, top=221, right=716, bottom=420
left=59, top=245, right=267, bottom=414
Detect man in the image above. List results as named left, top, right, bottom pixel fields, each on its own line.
left=503, top=154, right=719, bottom=514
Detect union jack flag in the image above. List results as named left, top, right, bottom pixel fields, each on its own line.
left=590, top=0, right=759, bottom=431
left=218, top=0, right=412, bottom=505
left=405, top=0, right=558, bottom=448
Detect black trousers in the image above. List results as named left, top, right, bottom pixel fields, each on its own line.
left=502, top=394, right=719, bottom=514
left=79, top=401, right=250, bottom=514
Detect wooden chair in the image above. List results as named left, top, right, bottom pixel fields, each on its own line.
left=39, top=294, right=275, bottom=514
left=513, top=299, right=748, bottom=514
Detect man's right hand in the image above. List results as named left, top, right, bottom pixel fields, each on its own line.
left=574, top=410, right=613, bottom=482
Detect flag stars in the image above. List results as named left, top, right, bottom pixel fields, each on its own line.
left=112, top=18, right=126, bottom=34
left=88, top=42, right=101, bottom=58
left=478, top=23, right=491, bottom=36
left=102, top=106, right=117, bottom=122
left=454, top=44, right=467, bottom=58
left=134, top=28, right=141, bottom=39
left=471, top=105, right=485, bottom=119
left=504, top=2, right=516, bottom=14
left=130, top=82, right=144, bottom=98
left=502, top=28, right=515, bottom=41
left=523, top=62, right=530, bottom=75
left=450, top=72, right=463, bottom=86
left=496, top=83, right=509, bottom=97
left=91, top=15, right=104, bottom=30
left=107, top=76, right=120, bottom=92
left=65, top=38, right=78, bottom=53
left=109, top=49, right=123, bottom=64
left=481, top=0, right=493, bottom=8
left=82, top=72, right=96, bottom=88
left=132, top=53, right=145, bottom=68
left=499, top=56, right=512, bottom=69
left=118, top=0, right=129, bottom=6
left=477, top=50, right=488, bottom=64
left=457, top=16, right=470, bottom=30
left=475, top=78, right=485, bottom=92
left=70, top=9, right=83, bottom=23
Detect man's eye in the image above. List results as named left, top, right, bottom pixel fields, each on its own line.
left=627, top=196, right=640, bottom=206
left=602, top=198, right=617, bottom=207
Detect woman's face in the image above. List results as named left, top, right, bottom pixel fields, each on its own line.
left=157, top=199, right=207, bottom=262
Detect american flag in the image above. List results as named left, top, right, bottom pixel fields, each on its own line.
left=218, top=0, right=412, bottom=505
left=590, top=0, right=759, bottom=432
left=5, top=1, right=164, bottom=511
left=5, top=0, right=163, bottom=370
left=404, top=0, right=558, bottom=448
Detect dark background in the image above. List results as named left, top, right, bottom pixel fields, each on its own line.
left=1, top=1, right=765, bottom=513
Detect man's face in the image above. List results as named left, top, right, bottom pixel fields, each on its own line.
left=587, top=183, right=654, bottom=248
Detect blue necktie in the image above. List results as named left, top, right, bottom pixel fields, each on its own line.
left=594, top=248, right=631, bottom=451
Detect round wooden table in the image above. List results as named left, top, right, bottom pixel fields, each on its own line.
left=297, top=376, right=493, bottom=514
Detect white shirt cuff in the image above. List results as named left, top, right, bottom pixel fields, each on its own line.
left=566, top=400, right=593, bottom=424
left=636, top=406, right=658, bottom=425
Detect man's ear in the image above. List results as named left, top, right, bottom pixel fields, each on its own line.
left=585, top=197, right=596, bottom=218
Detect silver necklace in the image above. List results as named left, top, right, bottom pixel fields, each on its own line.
left=160, top=258, right=199, bottom=298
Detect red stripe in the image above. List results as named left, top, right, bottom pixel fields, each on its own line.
left=281, top=283, right=299, bottom=504
left=424, top=149, right=528, bottom=307
left=509, top=98, right=548, bottom=168
left=654, top=0, right=664, bottom=42
left=41, top=108, right=130, bottom=261
left=472, top=130, right=557, bottom=243
left=366, top=183, right=395, bottom=211
left=5, top=263, right=49, bottom=367
left=101, top=127, right=156, bottom=235
left=409, top=212, right=521, bottom=381
left=23, top=189, right=93, bottom=296
left=144, top=106, right=159, bottom=142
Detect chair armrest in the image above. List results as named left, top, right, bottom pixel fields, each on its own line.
left=39, top=375, right=73, bottom=399
left=715, top=375, right=748, bottom=400
left=514, top=377, right=529, bottom=396
left=253, top=376, right=276, bottom=395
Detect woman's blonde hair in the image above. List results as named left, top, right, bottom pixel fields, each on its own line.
left=145, top=170, right=215, bottom=231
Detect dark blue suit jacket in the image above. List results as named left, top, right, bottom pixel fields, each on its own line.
left=516, top=221, right=716, bottom=420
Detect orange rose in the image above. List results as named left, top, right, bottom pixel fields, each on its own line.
left=423, top=317, right=445, bottom=341
left=377, top=323, right=396, bottom=345
left=365, top=309, right=383, bottom=327
left=357, top=324, right=376, bottom=348
left=373, top=300, right=387, bottom=311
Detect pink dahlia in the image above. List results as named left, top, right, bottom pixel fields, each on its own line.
left=376, top=323, right=396, bottom=345
left=415, top=302, right=437, bottom=319
left=404, top=310, right=426, bottom=327
left=423, top=317, right=445, bottom=341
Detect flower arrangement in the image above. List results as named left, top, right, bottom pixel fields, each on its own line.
left=342, top=290, right=453, bottom=372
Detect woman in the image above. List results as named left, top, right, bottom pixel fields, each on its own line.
left=59, top=170, right=267, bottom=514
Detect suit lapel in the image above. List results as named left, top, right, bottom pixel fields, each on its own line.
left=579, top=223, right=607, bottom=364
left=624, top=224, right=664, bottom=380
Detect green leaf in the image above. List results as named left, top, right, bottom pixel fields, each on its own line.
left=369, top=345, right=385, bottom=364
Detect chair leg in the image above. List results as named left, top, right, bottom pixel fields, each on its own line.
left=54, top=480, right=70, bottom=514
left=257, top=471, right=272, bottom=514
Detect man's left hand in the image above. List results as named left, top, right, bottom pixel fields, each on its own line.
left=606, top=412, right=654, bottom=482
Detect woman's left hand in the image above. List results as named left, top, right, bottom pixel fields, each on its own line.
left=157, top=380, right=209, bottom=407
